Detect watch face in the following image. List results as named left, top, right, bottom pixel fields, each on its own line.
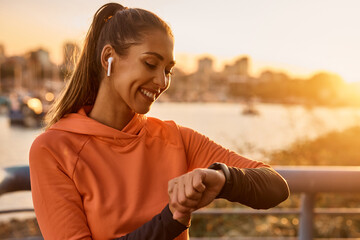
left=209, top=162, right=221, bottom=170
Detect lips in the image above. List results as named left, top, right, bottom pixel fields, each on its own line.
left=139, top=88, right=158, bottom=101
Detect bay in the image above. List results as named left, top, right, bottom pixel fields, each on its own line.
left=1, top=102, right=360, bottom=221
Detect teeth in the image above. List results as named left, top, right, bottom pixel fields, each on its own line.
left=140, top=88, right=156, bottom=100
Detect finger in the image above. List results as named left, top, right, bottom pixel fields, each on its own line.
left=184, top=174, right=203, bottom=201
left=170, top=181, right=179, bottom=205
left=192, top=170, right=206, bottom=193
left=177, top=181, right=198, bottom=208
left=171, top=182, right=191, bottom=211
left=168, top=178, right=178, bottom=194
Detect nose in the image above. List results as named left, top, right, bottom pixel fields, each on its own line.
left=153, top=71, right=169, bottom=89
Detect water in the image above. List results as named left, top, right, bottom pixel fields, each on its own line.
left=148, top=103, right=360, bottom=159
left=1, top=102, right=360, bottom=221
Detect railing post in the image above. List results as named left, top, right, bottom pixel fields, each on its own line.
left=299, top=193, right=315, bottom=240
left=0, top=166, right=31, bottom=195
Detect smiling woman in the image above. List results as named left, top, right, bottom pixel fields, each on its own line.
left=28, top=2, right=289, bottom=240
left=89, top=29, right=175, bottom=126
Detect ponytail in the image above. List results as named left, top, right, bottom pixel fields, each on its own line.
left=45, top=3, right=173, bottom=130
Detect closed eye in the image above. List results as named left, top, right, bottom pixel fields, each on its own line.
left=145, top=61, right=173, bottom=77
left=145, top=62, right=157, bottom=70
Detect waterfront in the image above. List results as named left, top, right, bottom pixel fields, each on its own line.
left=1, top=102, right=360, bottom=221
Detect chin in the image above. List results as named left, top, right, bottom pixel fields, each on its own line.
left=134, top=105, right=152, bottom=115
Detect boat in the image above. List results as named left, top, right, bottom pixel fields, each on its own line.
left=8, top=93, right=44, bottom=128
left=242, top=100, right=260, bottom=116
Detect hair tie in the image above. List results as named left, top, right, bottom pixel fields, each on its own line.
left=104, top=7, right=128, bottom=23
left=104, top=15, right=113, bottom=23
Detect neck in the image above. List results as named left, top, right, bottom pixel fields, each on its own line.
left=89, top=80, right=135, bottom=131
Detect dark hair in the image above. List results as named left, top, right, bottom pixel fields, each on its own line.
left=45, top=3, right=173, bottom=129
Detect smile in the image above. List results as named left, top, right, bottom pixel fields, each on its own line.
left=140, top=88, right=157, bottom=101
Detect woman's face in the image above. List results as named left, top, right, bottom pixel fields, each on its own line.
left=109, top=30, right=175, bottom=115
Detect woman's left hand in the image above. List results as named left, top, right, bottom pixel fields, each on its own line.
left=168, top=168, right=225, bottom=221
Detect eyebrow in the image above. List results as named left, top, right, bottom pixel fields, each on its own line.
left=143, top=52, right=176, bottom=65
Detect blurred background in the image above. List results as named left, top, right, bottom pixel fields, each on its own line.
left=1, top=0, right=360, bottom=239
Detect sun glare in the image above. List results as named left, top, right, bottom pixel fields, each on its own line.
left=27, top=98, right=43, bottom=115
left=1, top=1, right=360, bottom=83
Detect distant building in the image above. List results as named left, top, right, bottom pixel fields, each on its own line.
left=162, top=67, right=189, bottom=101
left=0, top=44, right=5, bottom=92
left=222, top=56, right=253, bottom=100
left=224, top=56, right=249, bottom=77
left=192, top=57, right=213, bottom=95
left=0, top=45, right=29, bottom=93
left=25, top=49, right=57, bottom=92
left=61, top=42, right=80, bottom=80
left=0, top=44, right=5, bottom=60
left=63, top=42, right=80, bottom=64
left=0, top=56, right=27, bottom=93
left=197, top=57, right=213, bottom=75
left=258, top=70, right=289, bottom=82
left=185, top=56, right=228, bottom=102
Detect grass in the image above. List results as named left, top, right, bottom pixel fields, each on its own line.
left=269, top=125, right=360, bottom=166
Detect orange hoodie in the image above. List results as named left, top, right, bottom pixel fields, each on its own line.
left=29, top=106, right=285, bottom=240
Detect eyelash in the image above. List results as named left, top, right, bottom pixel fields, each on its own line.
left=146, top=62, right=157, bottom=69
left=145, top=62, right=173, bottom=76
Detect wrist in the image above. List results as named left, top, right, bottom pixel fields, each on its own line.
left=169, top=204, right=191, bottom=227
left=208, top=162, right=233, bottom=198
left=215, top=169, right=226, bottom=189
left=176, top=215, right=191, bottom=227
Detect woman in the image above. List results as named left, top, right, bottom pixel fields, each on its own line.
left=29, top=3, right=289, bottom=240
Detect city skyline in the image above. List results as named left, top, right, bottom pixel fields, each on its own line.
left=1, top=0, right=360, bottom=82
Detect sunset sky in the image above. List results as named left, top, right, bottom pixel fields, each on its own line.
left=1, top=0, right=360, bottom=82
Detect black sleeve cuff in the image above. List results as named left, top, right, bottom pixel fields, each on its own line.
left=162, top=204, right=189, bottom=232
left=212, top=166, right=290, bottom=209
left=113, top=204, right=188, bottom=240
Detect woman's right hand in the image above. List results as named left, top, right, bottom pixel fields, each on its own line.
left=168, top=168, right=225, bottom=225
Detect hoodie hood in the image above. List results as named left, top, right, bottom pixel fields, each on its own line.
left=50, top=106, right=147, bottom=140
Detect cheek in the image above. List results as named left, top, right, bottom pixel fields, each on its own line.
left=111, top=75, right=128, bottom=97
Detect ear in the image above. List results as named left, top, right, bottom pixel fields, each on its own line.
left=100, top=44, right=115, bottom=74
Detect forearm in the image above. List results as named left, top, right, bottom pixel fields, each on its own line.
left=113, top=204, right=187, bottom=240
left=217, top=166, right=290, bottom=209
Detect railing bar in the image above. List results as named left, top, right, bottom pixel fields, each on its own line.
left=2, top=207, right=359, bottom=215
left=190, top=238, right=298, bottom=240
left=315, top=208, right=360, bottom=214
left=191, top=238, right=360, bottom=240
left=4, top=237, right=43, bottom=240
left=0, top=208, right=35, bottom=214
left=193, top=208, right=299, bottom=215
left=2, top=166, right=360, bottom=239
left=193, top=208, right=360, bottom=215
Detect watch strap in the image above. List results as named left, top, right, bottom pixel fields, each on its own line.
left=208, top=162, right=233, bottom=198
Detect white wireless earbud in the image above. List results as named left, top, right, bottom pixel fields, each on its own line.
left=107, top=57, right=114, bottom=77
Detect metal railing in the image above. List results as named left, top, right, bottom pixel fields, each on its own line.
left=1, top=166, right=360, bottom=239
left=193, top=166, right=360, bottom=240
left=278, top=166, right=360, bottom=240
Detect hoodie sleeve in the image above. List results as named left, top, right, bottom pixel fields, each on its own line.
left=30, top=136, right=187, bottom=240
left=179, top=126, right=289, bottom=209
left=215, top=166, right=289, bottom=209
left=112, top=205, right=187, bottom=240
left=30, top=136, right=93, bottom=240
left=29, top=135, right=97, bottom=240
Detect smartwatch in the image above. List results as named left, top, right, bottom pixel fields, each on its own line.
left=208, top=162, right=233, bottom=198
